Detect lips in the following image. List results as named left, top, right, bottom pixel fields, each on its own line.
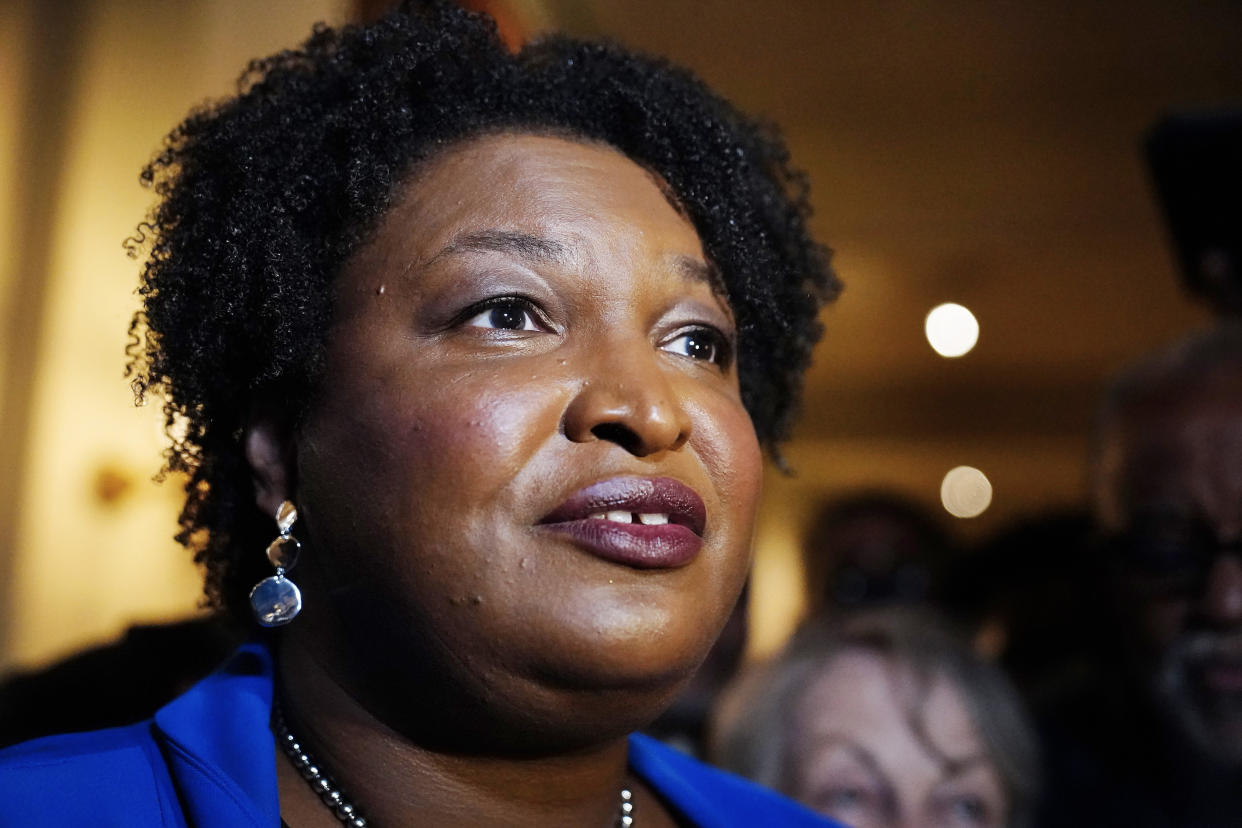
left=539, top=476, right=706, bottom=569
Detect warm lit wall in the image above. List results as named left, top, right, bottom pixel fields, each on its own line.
left=0, top=6, right=28, bottom=428
left=1, top=0, right=346, bottom=675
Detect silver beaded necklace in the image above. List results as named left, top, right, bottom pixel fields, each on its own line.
left=274, top=708, right=634, bottom=827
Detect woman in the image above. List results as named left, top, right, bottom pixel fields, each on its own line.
left=712, top=610, right=1040, bottom=828
left=0, top=2, right=838, bottom=826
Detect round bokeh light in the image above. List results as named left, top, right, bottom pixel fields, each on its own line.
left=940, top=465, right=993, bottom=518
left=925, top=303, right=979, bottom=358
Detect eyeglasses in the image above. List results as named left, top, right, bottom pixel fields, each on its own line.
left=1106, top=515, right=1242, bottom=582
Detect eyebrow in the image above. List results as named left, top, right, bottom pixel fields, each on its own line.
left=805, top=735, right=888, bottom=780
left=811, top=730, right=992, bottom=784
left=429, top=230, right=730, bottom=305
left=432, top=230, right=572, bottom=266
left=674, top=254, right=725, bottom=291
left=940, top=754, right=989, bottom=778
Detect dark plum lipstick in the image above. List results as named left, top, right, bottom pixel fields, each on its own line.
left=539, top=476, right=706, bottom=569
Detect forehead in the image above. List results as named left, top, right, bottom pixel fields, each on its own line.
left=1111, top=387, right=1242, bottom=532
left=366, top=132, right=707, bottom=269
left=794, top=649, right=984, bottom=767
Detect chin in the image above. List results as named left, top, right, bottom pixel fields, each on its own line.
left=511, top=600, right=732, bottom=751
left=508, top=675, right=692, bottom=755
left=410, top=661, right=693, bottom=759
left=1165, top=696, right=1242, bottom=767
left=536, top=635, right=706, bottom=697
left=1157, top=638, right=1242, bottom=766
left=548, top=587, right=726, bottom=681
left=324, top=584, right=717, bottom=755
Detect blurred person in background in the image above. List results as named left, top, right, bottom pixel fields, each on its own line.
left=802, top=492, right=954, bottom=616
left=711, top=609, right=1040, bottom=828
left=1041, top=322, right=1242, bottom=826
left=940, top=510, right=1107, bottom=709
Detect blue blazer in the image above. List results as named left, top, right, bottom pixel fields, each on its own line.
left=0, top=643, right=836, bottom=827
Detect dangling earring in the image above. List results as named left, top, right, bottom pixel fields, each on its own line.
left=249, top=500, right=303, bottom=627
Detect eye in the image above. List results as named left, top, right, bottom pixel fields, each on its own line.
left=937, top=793, right=993, bottom=827
left=462, top=298, right=543, bottom=332
left=811, top=785, right=886, bottom=823
left=822, top=787, right=864, bottom=809
left=948, top=794, right=988, bottom=824
left=662, top=327, right=731, bottom=367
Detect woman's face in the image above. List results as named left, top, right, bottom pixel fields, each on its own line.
left=274, top=133, right=762, bottom=746
left=788, top=650, right=1008, bottom=828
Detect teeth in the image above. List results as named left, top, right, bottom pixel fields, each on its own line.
left=586, top=511, right=670, bottom=525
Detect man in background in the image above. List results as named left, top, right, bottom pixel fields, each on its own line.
left=1045, top=323, right=1242, bottom=826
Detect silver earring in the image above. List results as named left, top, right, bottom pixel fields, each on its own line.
left=249, top=500, right=303, bottom=627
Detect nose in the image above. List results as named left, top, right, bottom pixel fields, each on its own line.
left=1201, top=553, right=1242, bottom=627
left=562, top=341, right=692, bottom=457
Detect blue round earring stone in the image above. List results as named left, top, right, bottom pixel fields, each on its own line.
left=249, top=574, right=302, bottom=626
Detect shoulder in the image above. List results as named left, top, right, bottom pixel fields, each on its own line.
left=628, top=733, right=841, bottom=827
left=0, top=641, right=277, bottom=828
left=0, top=722, right=185, bottom=826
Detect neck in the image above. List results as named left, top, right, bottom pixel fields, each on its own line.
left=275, top=636, right=636, bottom=828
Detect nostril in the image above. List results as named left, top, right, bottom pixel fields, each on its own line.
left=591, top=422, right=644, bottom=455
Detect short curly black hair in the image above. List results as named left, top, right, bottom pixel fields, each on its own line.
left=127, top=0, right=839, bottom=621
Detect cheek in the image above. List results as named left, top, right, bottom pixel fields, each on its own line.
left=409, top=378, right=560, bottom=480
left=684, top=394, right=762, bottom=629
left=296, top=360, right=565, bottom=578
left=295, top=371, right=578, bottom=676
left=689, top=393, right=763, bottom=535
left=315, top=358, right=559, bottom=480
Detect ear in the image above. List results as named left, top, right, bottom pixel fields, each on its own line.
left=244, top=407, right=296, bottom=521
